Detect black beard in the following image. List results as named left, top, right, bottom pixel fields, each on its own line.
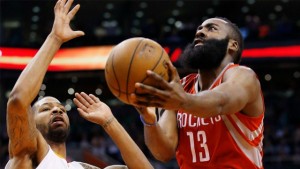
left=37, top=123, right=70, bottom=143
left=47, top=126, right=70, bottom=143
left=180, top=37, right=229, bottom=70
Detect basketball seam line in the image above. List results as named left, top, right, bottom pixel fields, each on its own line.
left=111, top=51, right=121, bottom=97
left=138, top=46, right=165, bottom=85
left=126, top=38, right=145, bottom=103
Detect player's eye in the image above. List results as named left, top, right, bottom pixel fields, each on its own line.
left=208, top=26, right=217, bottom=31
left=41, top=107, right=50, bottom=112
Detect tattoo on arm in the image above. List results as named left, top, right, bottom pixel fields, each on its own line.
left=8, top=108, right=37, bottom=155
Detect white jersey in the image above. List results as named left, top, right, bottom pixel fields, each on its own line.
left=5, top=146, right=95, bottom=169
left=36, top=147, right=84, bottom=169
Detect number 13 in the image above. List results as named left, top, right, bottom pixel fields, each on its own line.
left=187, top=131, right=210, bottom=163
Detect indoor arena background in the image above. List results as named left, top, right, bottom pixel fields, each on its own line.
left=0, top=0, right=299, bottom=168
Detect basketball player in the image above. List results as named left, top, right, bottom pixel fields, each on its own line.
left=131, top=17, right=265, bottom=169
left=5, top=0, right=153, bottom=168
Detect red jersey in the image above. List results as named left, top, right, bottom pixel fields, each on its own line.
left=176, top=63, right=264, bottom=169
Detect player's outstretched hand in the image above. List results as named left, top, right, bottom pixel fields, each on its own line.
left=73, top=92, right=113, bottom=126
left=51, top=0, right=84, bottom=43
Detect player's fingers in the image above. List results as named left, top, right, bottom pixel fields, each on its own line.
left=134, top=83, right=169, bottom=99
left=132, top=94, right=151, bottom=103
left=72, top=30, right=85, bottom=38
left=80, top=92, right=96, bottom=105
left=167, top=62, right=181, bottom=83
left=63, top=0, right=73, bottom=14
left=67, top=4, right=79, bottom=20
left=131, top=93, right=165, bottom=105
left=146, top=70, right=172, bottom=90
left=75, top=92, right=91, bottom=107
left=133, top=101, right=162, bottom=109
left=89, top=94, right=100, bottom=103
left=73, top=97, right=87, bottom=111
left=134, top=83, right=156, bottom=95
left=77, top=108, right=88, bottom=119
left=59, top=0, right=66, bottom=11
left=54, top=0, right=61, bottom=12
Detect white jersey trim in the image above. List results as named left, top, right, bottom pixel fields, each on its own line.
left=222, top=115, right=263, bottom=168
left=231, top=114, right=264, bottom=142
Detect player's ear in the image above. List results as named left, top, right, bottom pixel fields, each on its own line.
left=228, top=39, right=238, bottom=61
left=228, top=39, right=238, bottom=53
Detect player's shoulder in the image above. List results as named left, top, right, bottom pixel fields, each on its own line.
left=224, top=64, right=260, bottom=85
left=227, top=64, right=257, bottom=77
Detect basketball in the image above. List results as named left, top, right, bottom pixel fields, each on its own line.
left=105, top=37, right=170, bottom=105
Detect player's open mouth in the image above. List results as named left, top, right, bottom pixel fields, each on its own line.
left=194, top=38, right=204, bottom=47
left=51, top=116, right=65, bottom=125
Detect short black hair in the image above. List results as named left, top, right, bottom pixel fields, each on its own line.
left=215, top=17, right=244, bottom=63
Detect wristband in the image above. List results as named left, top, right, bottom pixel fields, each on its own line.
left=140, top=115, right=157, bottom=126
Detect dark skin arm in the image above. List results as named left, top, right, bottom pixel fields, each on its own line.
left=137, top=107, right=178, bottom=162
left=131, top=63, right=264, bottom=162
left=132, top=63, right=263, bottom=117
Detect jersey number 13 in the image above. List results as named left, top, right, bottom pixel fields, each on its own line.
left=187, top=131, right=210, bottom=163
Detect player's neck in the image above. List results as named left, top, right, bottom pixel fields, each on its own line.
left=198, top=70, right=216, bottom=90
left=198, top=61, right=230, bottom=90
left=49, top=142, right=67, bottom=159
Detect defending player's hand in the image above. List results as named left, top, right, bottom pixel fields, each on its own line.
left=131, top=62, right=188, bottom=111
left=73, top=92, right=113, bottom=126
left=51, top=0, right=84, bottom=43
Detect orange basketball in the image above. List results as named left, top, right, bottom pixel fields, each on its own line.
left=105, top=37, right=170, bottom=105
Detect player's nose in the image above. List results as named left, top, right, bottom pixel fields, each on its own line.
left=52, top=106, right=63, bottom=114
left=195, top=29, right=206, bottom=38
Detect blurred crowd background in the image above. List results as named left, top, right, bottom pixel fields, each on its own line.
left=1, top=0, right=300, bottom=168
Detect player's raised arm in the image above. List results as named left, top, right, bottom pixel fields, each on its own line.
left=73, top=92, right=154, bottom=169
left=6, top=0, right=84, bottom=167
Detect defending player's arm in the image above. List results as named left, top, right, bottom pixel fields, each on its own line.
left=73, top=92, right=154, bottom=169
left=6, top=0, right=84, bottom=166
left=138, top=108, right=178, bottom=162
left=132, top=63, right=263, bottom=117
